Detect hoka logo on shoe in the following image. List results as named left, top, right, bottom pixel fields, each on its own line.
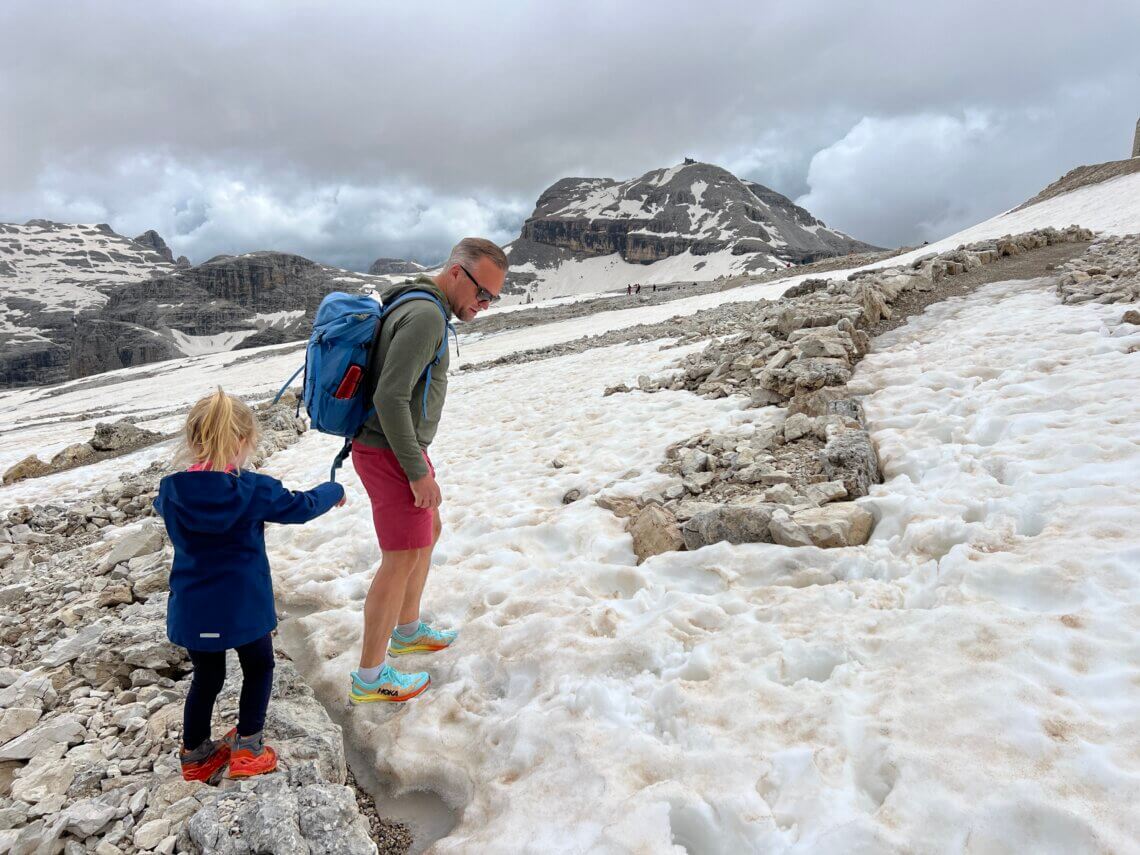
left=380, top=688, right=398, bottom=696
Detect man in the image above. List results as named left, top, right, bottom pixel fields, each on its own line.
left=348, top=237, right=507, bottom=703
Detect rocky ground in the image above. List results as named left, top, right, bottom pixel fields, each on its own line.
left=466, top=246, right=902, bottom=339
left=3, top=422, right=170, bottom=487
left=0, top=395, right=412, bottom=855
left=571, top=227, right=1101, bottom=561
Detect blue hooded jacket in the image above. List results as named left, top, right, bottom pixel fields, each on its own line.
left=154, top=470, right=344, bottom=652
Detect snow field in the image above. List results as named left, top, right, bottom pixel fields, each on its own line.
left=260, top=274, right=1140, bottom=852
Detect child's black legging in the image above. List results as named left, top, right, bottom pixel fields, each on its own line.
left=183, top=633, right=274, bottom=750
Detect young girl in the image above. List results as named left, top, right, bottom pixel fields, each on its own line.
left=155, top=388, right=345, bottom=782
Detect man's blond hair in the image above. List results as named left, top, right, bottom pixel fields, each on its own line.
left=444, top=237, right=508, bottom=272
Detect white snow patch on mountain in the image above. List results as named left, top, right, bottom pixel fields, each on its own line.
left=169, top=328, right=259, bottom=356
left=0, top=222, right=174, bottom=311
left=882, top=170, right=1140, bottom=267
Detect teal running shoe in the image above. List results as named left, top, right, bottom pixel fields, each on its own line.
left=389, top=621, right=458, bottom=656
left=349, top=665, right=430, bottom=704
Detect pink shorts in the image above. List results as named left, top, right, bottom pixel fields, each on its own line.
left=351, top=444, right=436, bottom=551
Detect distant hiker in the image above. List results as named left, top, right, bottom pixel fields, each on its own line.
left=635, top=283, right=641, bottom=294
left=155, top=388, right=344, bottom=782
left=652, top=283, right=656, bottom=293
left=349, top=237, right=507, bottom=704
left=627, top=284, right=632, bottom=296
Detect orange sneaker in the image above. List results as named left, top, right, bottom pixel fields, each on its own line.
left=180, top=734, right=232, bottom=783
left=228, top=743, right=278, bottom=778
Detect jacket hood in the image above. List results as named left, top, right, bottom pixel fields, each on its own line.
left=381, top=276, right=454, bottom=319
left=157, top=471, right=259, bottom=534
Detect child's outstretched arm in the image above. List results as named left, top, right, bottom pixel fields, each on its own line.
left=261, top=478, right=345, bottom=524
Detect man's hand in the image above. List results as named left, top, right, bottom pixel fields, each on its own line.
left=336, top=495, right=347, bottom=507
left=409, top=473, right=442, bottom=509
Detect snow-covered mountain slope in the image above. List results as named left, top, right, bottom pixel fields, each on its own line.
left=879, top=168, right=1140, bottom=269
left=2, top=162, right=1140, bottom=851
left=503, top=160, right=879, bottom=304
left=0, top=220, right=176, bottom=319
left=0, top=222, right=394, bottom=388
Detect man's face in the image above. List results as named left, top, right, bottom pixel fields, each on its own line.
left=452, top=258, right=505, bottom=323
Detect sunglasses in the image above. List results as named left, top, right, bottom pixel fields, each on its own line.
left=458, top=264, right=500, bottom=304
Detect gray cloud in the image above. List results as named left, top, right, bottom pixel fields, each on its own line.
left=2, top=0, right=1138, bottom=267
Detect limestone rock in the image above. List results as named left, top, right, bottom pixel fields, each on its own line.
left=594, top=495, right=641, bottom=519
left=90, top=420, right=163, bottom=452
left=768, top=509, right=814, bottom=547
left=789, top=503, right=875, bottom=548
left=10, top=749, right=76, bottom=804
left=50, top=442, right=97, bottom=468
left=0, top=673, right=58, bottom=711
left=182, top=778, right=376, bottom=855
left=98, top=522, right=164, bottom=571
left=820, top=429, right=881, bottom=499
left=682, top=505, right=779, bottom=549
left=134, top=818, right=171, bottom=850
left=2, top=455, right=50, bottom=485
left=629, top=505, right=684, bottom=563
left=0, top=715, right=86, bottom=760
left=0, top=708, right=42, bottom=745
left=61, top=796, right=121, bottom=838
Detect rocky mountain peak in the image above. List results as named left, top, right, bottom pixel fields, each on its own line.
left=368, top=257, right=428, bottom=276
left=504, top=160, right=880, bottom=302
left=131, top=229, right=175, bottom=264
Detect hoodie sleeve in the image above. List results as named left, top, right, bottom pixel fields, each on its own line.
left=258, top=477, right=344, bottom=525
left=153, top=480, right=166, bottom=519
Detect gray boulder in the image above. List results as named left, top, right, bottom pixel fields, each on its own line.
left=820, top=428, right=881, bottom=499
left=90, top=420, right=163, bottom=452
left=0, top=715, right=86, bottom=761
left=682, top=504, right=779, bottom=549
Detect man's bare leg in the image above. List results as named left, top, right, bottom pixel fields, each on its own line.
left=398, top=509, right=442, bottom=626
left=359, top=547, right=426, bottom=669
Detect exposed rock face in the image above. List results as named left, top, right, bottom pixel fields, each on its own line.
left=504, top=161, right=880, bottom=300
left=132, top=230, right=175, bottom=264
left=0, top=221, right=177, bottom=388
left=368, top=258, right=427, bottom=275
left=68, top=318, right=185, bottom=379
left=1, top=222, right=387, bottom=387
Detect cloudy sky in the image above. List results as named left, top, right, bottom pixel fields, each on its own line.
left=2, top=1, right=1138, bottom=270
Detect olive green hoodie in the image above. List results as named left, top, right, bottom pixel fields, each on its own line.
left=353, top=276, right=453, bottom=481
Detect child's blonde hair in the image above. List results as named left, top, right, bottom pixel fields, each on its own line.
left=177, top=387, right=260, bottom=472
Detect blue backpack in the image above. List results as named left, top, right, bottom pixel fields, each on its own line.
left=273, top=289, right=454, bottom=481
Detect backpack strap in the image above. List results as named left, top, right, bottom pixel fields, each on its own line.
left=330, top=437, right=353, bottom=483
left=374, top=290, right=454, bottom=419
left=272, top=361, right=305, bottom=406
